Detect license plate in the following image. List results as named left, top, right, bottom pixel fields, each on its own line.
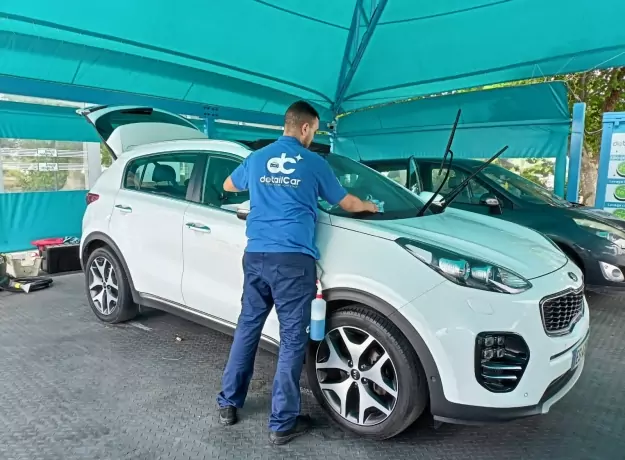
left=571, top=338, right=587, bottom=370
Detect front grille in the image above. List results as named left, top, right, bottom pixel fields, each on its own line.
left=540, top=289, right=584, bottom=336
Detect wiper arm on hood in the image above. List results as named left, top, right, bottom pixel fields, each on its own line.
left=440, top=145, right=509, bottom=211
left=416, top=109, right=462, bottom=217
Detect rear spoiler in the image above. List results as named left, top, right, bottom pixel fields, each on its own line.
left=76, top=105, right=117, bottom=160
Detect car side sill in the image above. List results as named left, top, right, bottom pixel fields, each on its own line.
left=138, top=293, right=280, bottom=354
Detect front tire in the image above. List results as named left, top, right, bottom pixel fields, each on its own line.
left=84, top=246, right=137, bottom=323
left=305, top=305, right=428, bottom=440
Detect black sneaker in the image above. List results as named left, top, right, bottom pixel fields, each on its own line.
left=218, top=406, right=238, bottom=426
left=269, top=415, right=312, bottom=445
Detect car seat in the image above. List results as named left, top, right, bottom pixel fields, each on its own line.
left=152, top=164, right=178, bottom=196
left=447, top=175, right=471, bottom=202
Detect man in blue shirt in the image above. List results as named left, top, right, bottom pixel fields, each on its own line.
left=217, top=101, right=378, bottom=444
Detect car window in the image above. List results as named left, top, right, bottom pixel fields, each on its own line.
left=319, top=155, right=429, bottom=220
left=481, top=164, right=571, bottom=207
left=381, top=168, right=408, bottom=186
left=429, top=167, right=490, bottom=205
left=124, top=152, right=200, bottom=200
left=468, top=178, right=490, bottom=198
left=202, top=155, right=249, bottom=209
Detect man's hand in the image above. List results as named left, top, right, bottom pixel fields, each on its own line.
left=363, top=200, right=379, bottom=213
left=338, top=194, right=379, bottom=213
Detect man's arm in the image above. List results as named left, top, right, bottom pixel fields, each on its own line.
left=318, top=159, right=378, bottom=213
left=223, top=159, right=249, bottom=192
left=223, top=176, right=241, bottom=193
left=338, top=194, right=378, bottom=213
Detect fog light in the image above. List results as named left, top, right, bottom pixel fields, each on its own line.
left=475, top=333, right=530, bottom=393
left=599, top=261, right=625, bottom=282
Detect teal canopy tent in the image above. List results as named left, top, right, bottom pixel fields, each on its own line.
left=1, top=1, right=624, bottom=119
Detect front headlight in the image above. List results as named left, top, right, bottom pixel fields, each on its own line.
left=397, top=238, right=532, bottom=294
left=573, top=218, right=625, bottom=251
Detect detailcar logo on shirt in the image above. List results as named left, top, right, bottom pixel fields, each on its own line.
left=267, top=152, right=299, bottom=175
left=261, top=153, right=303, bottom=187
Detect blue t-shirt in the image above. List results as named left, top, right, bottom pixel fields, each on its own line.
left=230, top=136, right=347, bottom=259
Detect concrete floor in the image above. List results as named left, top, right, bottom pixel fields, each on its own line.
left=0, top=273, right=624, bottom=460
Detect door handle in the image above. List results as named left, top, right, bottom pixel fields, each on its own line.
left=115, top=204, right=132, bottom=213
left=186, top=222, right=211, bottom=233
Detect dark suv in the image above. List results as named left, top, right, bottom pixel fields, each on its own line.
left=364, top=157, right=625, bottom=294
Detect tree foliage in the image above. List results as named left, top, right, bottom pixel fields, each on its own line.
left=101, top=143, right=113, bottom=168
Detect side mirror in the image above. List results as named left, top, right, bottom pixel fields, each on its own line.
left=479, top=193, right=503, bottom=215
left=236, top=201, right=250, bottom=221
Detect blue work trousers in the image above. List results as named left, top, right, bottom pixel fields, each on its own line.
left=217, top=252, right=316, bottom=432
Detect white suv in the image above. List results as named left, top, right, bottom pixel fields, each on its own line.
left=79, top=105, right=589, bottom=440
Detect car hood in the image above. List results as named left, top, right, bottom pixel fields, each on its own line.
left=330, top=208, right=567, bottom=280
left=572, top=207, right=625, bottom=230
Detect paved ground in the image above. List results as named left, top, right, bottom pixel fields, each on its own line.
left=0, top=273, right=624, bottom=460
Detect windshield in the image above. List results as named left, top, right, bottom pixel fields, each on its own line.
left=480, top=164, right=571, bottom=207
left=319, top=155, right=429, bottom=219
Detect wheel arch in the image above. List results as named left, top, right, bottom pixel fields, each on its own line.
left=553, top=240, right=585, bottom=270
left=82, top=232, right=141, bottom=304
left=323, top=287, right=444, bottom=408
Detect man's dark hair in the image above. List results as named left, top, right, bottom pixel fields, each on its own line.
left=284, top=100, right=319, bottom=129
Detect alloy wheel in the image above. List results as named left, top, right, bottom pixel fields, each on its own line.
left=88, top=256, right=119, bottom=315
left=315, top=326, right=398, bottom=426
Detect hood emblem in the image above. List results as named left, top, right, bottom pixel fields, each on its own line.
left=568, top=272, right=578, bottom=282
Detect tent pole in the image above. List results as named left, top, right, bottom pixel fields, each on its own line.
left=333, top=0, right=389, bottom=114
left=204, top=106, right=218, bottom=138
left=0, top=152, right=4, bottom=193
left=565, top=102, right=586, bottom=203
left=554, top=149, right=567, bottom=198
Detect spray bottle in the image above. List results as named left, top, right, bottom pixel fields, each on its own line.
left=310, top=280, right=326, bottom=341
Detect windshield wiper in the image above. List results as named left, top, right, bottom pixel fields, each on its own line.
left=440, top=145, right=509, bottom=211
left=416, top=109, right=462, bottom=217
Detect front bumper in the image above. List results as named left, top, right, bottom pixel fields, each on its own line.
left=397, top=259, right=589, bottom=423
left=432, top=332, right=587, bottom=424
left=582, top=256, right=625, bottom=294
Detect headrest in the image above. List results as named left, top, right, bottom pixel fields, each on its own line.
left=153, top=164, right=176, bottom=183
left=448, top=176, right=463, bottom=188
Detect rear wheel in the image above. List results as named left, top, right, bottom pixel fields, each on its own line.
left=85, top=246, right=137, bottom=323
left=305, top=305, right=428, bottom=440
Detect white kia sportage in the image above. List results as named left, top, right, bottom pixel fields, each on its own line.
left=79, top=105, right=589, bottom=440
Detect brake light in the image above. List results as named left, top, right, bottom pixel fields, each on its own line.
left=86, top=193, right=100, bottom=205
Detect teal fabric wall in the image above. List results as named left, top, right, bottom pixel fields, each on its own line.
left=0, top=101, right=99, bottom=141
left=334, top=82, right=571, bottom=160
left=0, top=191, right=86, bottom=253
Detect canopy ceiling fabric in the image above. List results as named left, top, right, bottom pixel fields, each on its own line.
left=1, top=0, right=624, bottom=118
left=335, top=81, right=571, bottom=160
